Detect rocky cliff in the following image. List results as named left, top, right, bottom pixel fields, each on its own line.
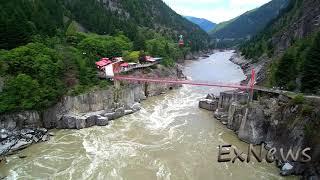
left=0, top=64, right=182, bottom=156
left=201, top=90, right=320, bottom=178
left=272, top=0, right=320, bottom=54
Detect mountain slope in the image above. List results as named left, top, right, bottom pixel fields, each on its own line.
left=240, top=0, right=320, bottom=92
left=238, top=1, right=320, bottom=177
left=184, top=16, right=216, bottom=32
left=210, top=0, right=289, bottom=39
left=0, top=0, right=209, bottom=51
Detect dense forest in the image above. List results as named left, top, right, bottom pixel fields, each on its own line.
left=0, top=0, right=210, bottom=113
left=240, top=0, right=320, bottom=94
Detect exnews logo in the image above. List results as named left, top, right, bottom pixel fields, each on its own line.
left=217, top=144, right=311, bottom=163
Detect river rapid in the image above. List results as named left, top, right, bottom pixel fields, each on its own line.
left=0, top=51, right=293, bottom=180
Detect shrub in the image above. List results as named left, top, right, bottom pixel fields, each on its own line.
left=123, top=51, right=140, bottom=63
left=292, top=94, right=305, bottom=104
left=302, top=104, right=313, bottom=115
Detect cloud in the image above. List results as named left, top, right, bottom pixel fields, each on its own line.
left=162, top=0, right=271, bottom=23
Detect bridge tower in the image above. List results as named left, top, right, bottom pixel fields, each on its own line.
left=248, top=68, right=256, bottom=103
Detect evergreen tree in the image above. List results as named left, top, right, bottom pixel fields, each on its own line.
left=301, top=33, right=320, bottom=94
left=274, top=52, right=297, bottom=90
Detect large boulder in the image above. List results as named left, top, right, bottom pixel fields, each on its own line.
left=96, top=116, right=109, bottom=126
left=131, top=103, right=142, bottom=112
left=59, top=115, right=77, bottom=129
left=124, top=110, right=134, bottom=115
left=10, top=139, right=32, bottom=152
left=113, top=107, right=125, bottom=119
left=75, top=116, right=86, bottom=130
left=199, top=99, right=218, bottom=111
left=104, top=112, right=116, bottom=120
left=85, top=115, right=98, bottom=128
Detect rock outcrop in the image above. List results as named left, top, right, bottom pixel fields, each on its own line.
left=0, top=65, right=182, bottom=155
left=201, top=89, right=320, bottom=178
left=198, top=94, right=219, bottom=111
left=0, top=128, right=50, bottom=156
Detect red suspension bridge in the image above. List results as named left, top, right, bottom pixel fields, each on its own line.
left=113, top=68, right=258, bottom=92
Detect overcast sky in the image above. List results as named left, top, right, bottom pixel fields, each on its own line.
left=162, top=0, right=271, bottom=23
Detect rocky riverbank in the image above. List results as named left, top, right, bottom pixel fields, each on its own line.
left=229, top=52, right=271, bottom=84
left=199, top=89, right=320, bottom=178
left=0, top=64, right=183, bottom=157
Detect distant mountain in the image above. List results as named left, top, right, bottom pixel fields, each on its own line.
left=185, top=16, right=216, bottom=32
left=210, top=0, right=289, bottom=39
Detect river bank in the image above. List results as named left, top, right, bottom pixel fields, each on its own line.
left=1, top=50, right=288, bottom=179
left=199, top=52, right=320, bottom=179
left=0, top=49, right=216, bottom=157
left=229, top=51, right=271, bottom=84
left=0, top=64, right=183, bottom=158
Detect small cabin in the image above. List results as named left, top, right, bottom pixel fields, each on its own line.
left=96, top=58, right=112, bottom=71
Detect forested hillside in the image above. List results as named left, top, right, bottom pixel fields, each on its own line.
left=240, top=0, right=320, bottom=94
left=0, top=0, right=210, bottom=113
left=0, top=0, right=209, bottom=51
left=210, top=0, right=289, bottom=40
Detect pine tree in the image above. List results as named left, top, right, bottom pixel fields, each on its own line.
left=274, top=52, right=297, bottom=90
left=301, top=33, right=320, bottom=94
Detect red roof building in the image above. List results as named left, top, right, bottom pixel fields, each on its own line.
left=96, top=58, right=112, bottom=70
left=120, top=62, right=129, bottom=67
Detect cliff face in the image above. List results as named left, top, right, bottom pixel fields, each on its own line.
left=211, top=90, right=320, bottom=178
left=0, top=65, right=181, bottom=155
left=0, top=65, right=181, bottom=130
left=272, top=0, right=320, bottom=54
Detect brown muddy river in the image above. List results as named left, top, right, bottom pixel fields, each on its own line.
left=0, top=51, right=296, bottom=179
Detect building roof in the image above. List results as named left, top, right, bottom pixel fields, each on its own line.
left=96, top=58, right=112, bottom=67
left=145, top=56, right=156, bottom=62
left=120, top=62, right=129, bottom=67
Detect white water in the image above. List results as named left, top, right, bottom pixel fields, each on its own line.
left=0, top=51, right=295, bottom=180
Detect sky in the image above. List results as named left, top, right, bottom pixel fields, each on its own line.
left=162, top=0, right=271, bottom=23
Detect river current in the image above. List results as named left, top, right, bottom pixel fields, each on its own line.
left=1, top=51, right=293, bottom=180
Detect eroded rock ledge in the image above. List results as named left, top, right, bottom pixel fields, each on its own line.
left=199, top=90, right=320, bottom=178
left=0, top=65, right=182, bottom=156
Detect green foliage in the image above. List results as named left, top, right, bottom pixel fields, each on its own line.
left=267, top=32, right=318, bottom=92
left=146, top=37, right=183, bottom=60
left=0, top=74, right=42, bottom=112
left=66, top=21, right=79, bottom=36
left=292, top=94, right=305, bottom=105
left=240, top=0, right=319, bottom=93
left=0, top=0, right=208, bottom=114
left=161, top=57, right=175, bottom=67
left=240, top=0, right=301, bottom=60
left=0, top=43, right=65, bottom=112
left=301, top=32, right=320, bottom=94
left=302, top=104, right=313, bottom=116
left=0, top=0, right=64, bottom=49
left=65, top=0, right=209, bottom=52
left=123, top=51, right=140, bottom=63
left=274, top=51, right=297, bottom=90
left=78, top=33, right=132, bottom=59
